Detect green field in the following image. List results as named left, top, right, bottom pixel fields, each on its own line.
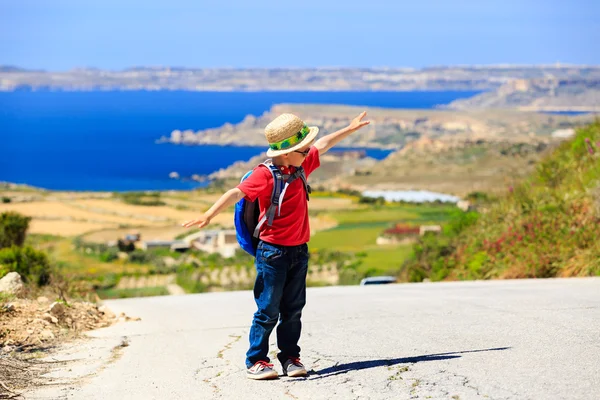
left=355, top=245, right=414, bottom=276
left=329, top=204, right=456, bottom=225
left=310, top=203, right=456, bottom=277
left=96, top=286, right=170, bottom=299
left=310, top=225, right=387, bottom=251
left=5, top=193, right=460, bottom=297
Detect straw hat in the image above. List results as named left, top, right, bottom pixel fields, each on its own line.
left=264, top=114, right=319, bottom=157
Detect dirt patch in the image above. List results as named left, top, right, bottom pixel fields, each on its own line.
left=0, top=194, right=234, bottom=239
left=0, top=297, right=138, bottom=397
left=0, top=298, right=115, bottom=351
left=81, top=225, right=193, bottom=243
left=80, top=216, right=233, bottom=244
left=0, top=202, right=148, bottom=226
left=308, top=197, right=358, bottom=211
left=28, top=220, right=116, bottom=237
left=72, top=199, right=206, bottom=222
left=0, top=353, right=49, bottom=399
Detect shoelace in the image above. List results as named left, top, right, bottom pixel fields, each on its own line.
left=255, top=361, right=274, bottom=369
left=288, top=357, right=303, bottom=366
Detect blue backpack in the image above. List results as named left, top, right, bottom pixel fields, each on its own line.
left=234, top=160, right=311, bottom=256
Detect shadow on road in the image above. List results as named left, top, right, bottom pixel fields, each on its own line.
left=310, top=347, right=510, bottom=380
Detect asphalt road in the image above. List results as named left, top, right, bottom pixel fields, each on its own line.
left=28, top=278, right=600, bottom=400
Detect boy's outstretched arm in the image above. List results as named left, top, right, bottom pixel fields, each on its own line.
left=182, top=188, right=246, bottom=228
left=314, top=111, right=370, bottom=156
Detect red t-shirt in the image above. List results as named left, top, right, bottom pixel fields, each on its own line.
left=237, top=147, right=320, bottom=246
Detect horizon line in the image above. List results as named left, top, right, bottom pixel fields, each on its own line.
left=2, top=62, right=600, bottom=73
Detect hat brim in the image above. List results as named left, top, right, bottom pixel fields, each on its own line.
left=266, top=126, right=319, bottom=157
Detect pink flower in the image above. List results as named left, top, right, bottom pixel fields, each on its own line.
left=584, top=138, right=595, bottom=154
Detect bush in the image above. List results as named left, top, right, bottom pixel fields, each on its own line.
left=75, top=241, right=109, bottom=254
left=336, top=188, right=362, bottom=197
left=337, top=261, right=362, bottom=285
left=176, top=264, right=206, bottom=293
left=465, top=191, right=490, bottom=202
left=0, top=264, right=7, bottom=279
left=117, top=239, right=136, bottom=252
left=310, top=249, right=352, bottom=267
left=96, top=287, right=170, bottom=299
left=444, top=210, right=479, bottom=236
left=128, top=250, right=156, bottom=264
left=0, top=245, right=51, bottom=286
left=358, top=196, right=385, bottom=205
left=403, top=233, right=454, bottom=282
left=147, top=247, right=183, bottom=259
left=99, top=248, right=119, bottom=262
left=175, top=228, right=200, bottom=240
left=0, top=211, right=31, bottom=249
left=116, top=192, right=166, bottom=206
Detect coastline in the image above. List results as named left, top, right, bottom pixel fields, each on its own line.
left=2, top=90, right=595, bottom=193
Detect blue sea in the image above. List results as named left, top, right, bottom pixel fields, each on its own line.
left=0, top=90, right=480, bottom=191
left=539, top=111, right=591, bottom=116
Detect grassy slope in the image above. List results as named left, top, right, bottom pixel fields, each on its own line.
left=405, top=121, right=600, bottom=281
left=345, top=141, right=554, bottom=197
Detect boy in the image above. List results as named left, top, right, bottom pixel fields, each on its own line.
left=182, top=111, right=370, bottom=379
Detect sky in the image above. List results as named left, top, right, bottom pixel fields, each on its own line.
left=1, top=0, right=598, bottom=70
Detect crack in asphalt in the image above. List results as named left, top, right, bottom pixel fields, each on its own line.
left=195, top=332, right=244, bottom=396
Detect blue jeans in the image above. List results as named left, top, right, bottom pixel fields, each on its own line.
left=246, top=241, right=309, bottom=368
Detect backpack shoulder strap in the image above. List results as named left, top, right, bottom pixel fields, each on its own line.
left=272, top=166, right=312, bottom=217
left=298, top=168, right=311, bottom=201
left=285, top=166, right=311, bottom=201
left=253, top=160, right=285, bottom=237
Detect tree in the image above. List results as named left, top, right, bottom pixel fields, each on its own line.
left=0, top=245, right=51, bottom=285
left=0, top=211, right=32, bottom=249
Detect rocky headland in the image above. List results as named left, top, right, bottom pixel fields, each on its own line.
left=160, top=103, right=593, bottom=149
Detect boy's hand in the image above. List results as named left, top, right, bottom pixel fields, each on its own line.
left=348, top=111, right=370, bottom=132
left=314, top=111, right=371, bottom=156
left=181, top=213, right=211, bottom=229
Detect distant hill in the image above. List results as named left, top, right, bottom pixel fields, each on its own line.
left=2, top=65, right=600, bottom=92
left=0, top=66, right=42, bottom=73
left=447, top=78, right=600, bottom=111
left=330, top=136, right=557, bottom=197
left=403, top=121, right=600, bottom=281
